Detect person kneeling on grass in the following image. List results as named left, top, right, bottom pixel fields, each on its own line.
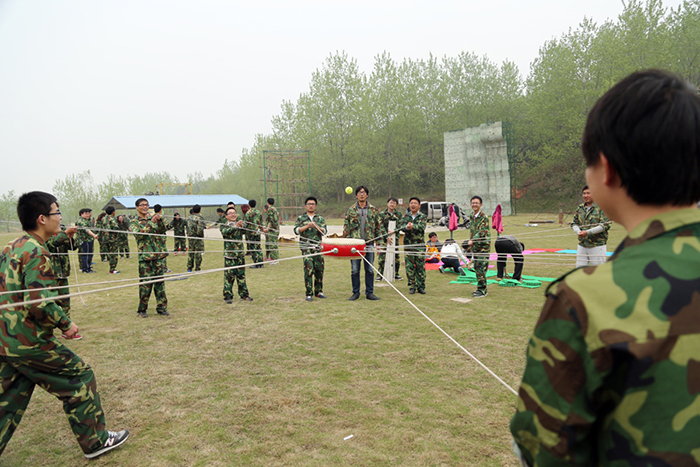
left=439, top=239, right=469, bottom=274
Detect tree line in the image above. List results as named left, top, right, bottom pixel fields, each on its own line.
left=1, top=0, right=698, bottom=227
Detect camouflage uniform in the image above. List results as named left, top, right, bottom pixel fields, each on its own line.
left=75, top=216, right=94, bottom=272
left=46, top=228, right=79, bottom=319
left=187, top=213, right=205, bottom=271
left=0, top=233, right=110, bottom=456
left=573, top=202, right=611, bottom=267
left=96, top=214, right=107, bottom=262
left=244, top=208, right=264, bottom=265
left=511, top=208, right=700, bottom=466
left=294, top=213, right=326, bottom=296
left=220, top=222, right=249, bottom=299
left=469, top=211, right=491, bottom=292
left=265, top=206, right=280, bottom=261
left=398, top=211, right=427, bottom=290
left=131, top=215, right=168, bottom=315
left=343, top=202, right=381, bottom=295
left=117, top=217, right=130, bottom=258
left=378, top=208, right=402, bottom=279
left=168, top=217, right=187, bottom=253
left=102, top=214, right=120, bottom=272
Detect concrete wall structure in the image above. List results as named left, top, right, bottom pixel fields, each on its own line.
left=444, top=121, right=511, bottom=216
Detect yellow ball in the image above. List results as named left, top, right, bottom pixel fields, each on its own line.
left=345, top=186, right=353, bottom=195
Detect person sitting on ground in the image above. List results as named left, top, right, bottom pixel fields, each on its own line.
left=425, top=232, right=442, bottom=263
left=439, top=239, right=469, bottom=274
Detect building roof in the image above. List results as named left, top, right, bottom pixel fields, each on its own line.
left=103, top=194, right=250, bottom=211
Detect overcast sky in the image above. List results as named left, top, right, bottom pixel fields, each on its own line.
left=0, top=0, right=684, bottom=197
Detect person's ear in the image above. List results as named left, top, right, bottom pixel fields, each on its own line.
left=599, top=152, right=620, bottom=187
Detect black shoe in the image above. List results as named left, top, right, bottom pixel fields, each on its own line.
left=472, top=290, right=488, bottom=298
left=157, top=310, right=170, bottom=316
left=348, top=293, right=360, bottom=301
left=366, top=293, right=380, bottom=300
left=137, top=312, right=148, bottom=318
left=224, top=298, right=233, bottom=304
left=241, top=296, right=253, bottom=301
left=306, top=296, right=313, bottom=302
left=375, top=276, right=382, bottom=282
left=315, top=293, right=326, bottom=299
left=418, top=289, right=426, bottom=295
left=394, top=275, right=402, bottom=280
left=409, top=288, right=416, bottom=294
left=84, top=430, right=129, bottom=459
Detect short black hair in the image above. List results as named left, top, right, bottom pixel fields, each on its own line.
left=225, top=206, right=237, bottom=214
left=428, top=232, right=437, bottom=238
left=267, top=198, right=274, bottom=205
left=216, top=208, right=224, bottom=214
left=193, top=204, right=201, bottom=213
left=228, top=201, right=235, bottom=206
left=153, top=204, right=162, bottom=213
left=174, top=212, right=180, bottom=217
left=17, top=191, right=57, bottom=231
left=305, top=196, right=317, bottom=205
left=79, top=208, right=92, bottom=215
left=249, top=200, right=257, bottom=208
left=582, top=185, right=590, bottom=193
left=105, top=206, right=115, bottom=215
left=409, top=197, right=420, bottom=204
left=355, top=186, right=369, bottom=196
left=135, top=198, right=147, bottom=207
left=471, top=196, right=483, bottom=204
left=387, top=197, right=398, bottom=203
left=582, top=69, right=700, bottom=205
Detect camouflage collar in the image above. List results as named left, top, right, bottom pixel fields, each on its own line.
left=614, top=208, right=700, bottom=257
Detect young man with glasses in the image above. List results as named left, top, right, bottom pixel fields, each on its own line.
left=294, top=197, right=327, bottom=302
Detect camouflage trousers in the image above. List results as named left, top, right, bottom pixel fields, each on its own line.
left=0, top=342, right=108, bottom=455
left=56, top=277, right=71, bottom=320
left=247, top=234, right=263, bottom=265
left=405, top=248, right=425, bottom=290
left=138, top=259, right=167, bottom=313
left=265, top=233, right=278, bottom=260
left=378, top=244, right=401, bottom=278
left=188, top=238, right=204, bottom=271
left=101, top=241, right=119, bottom=271
left=98, top=239, right=107, bottom=261
left=224, top=256, right=248, bottom=299
left=118, top=235, right=130, bottom=257
left=473, top=249, right=489, bottom=291
left=173, top=237, right=186, bottom=252
left=302, top=250, right=324, bottom=296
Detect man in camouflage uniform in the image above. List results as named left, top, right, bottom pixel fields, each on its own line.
left=187, top=204, right=205, bottom=272
left=572, top=184, right=611, bottom=267
left=168, top=212, right=186, bottom=255
left=131, top=198, right=169, bottom=317
left=46, top=224, right=81, bottom=340
left=377, top=197, right=402, bottom=281
left=95, top=212, right=108, bottom=262
left=398, top=197, right=427, bottom=294
left=244, top=199, right=264, bottom=267
left=75, top=208, right=98, bottom=273
left=220, top=207, right=252, bottom=303
left=116, top=214, right=130, bottom=258
left=511, top=70, right=700, bottom=466
left=343, top=186, right=381, bottom=301
left=467, top=195, right=490, bottom=298
left=294, top=196, right=327, bottom=301
left=0, top=191, right=128, bottom=459
left=152, top=204, right=170, bottom=273
left=102, top=206, right=121, bottom=274
left=263, top=198, right=280, bottom=261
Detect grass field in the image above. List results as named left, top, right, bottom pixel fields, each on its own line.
left=0, top=214, right=627, bottom=466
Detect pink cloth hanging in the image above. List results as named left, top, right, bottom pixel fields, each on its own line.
left=448, top=205, right=458, bottom=231
left=492, top=204, right=503, bottom=234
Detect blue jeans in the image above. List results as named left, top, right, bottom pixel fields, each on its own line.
left=350, top=248, right=375, bottom=295
left=80, top=241, right=94, bottom=272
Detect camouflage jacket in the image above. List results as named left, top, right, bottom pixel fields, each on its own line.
left=244, top=208, right=263, bottom=238
left=0, top=233, right=73, bottom=353
left=220, top=222, right=245, bottom=260
left=397, top=211, right=427, bottom=249
left=266, top=206, right=280, bottom=230
left=469, top=211, right=491, bottom=252
left=573, top=202, right=611, bottom=248
left=46, top=229, right=78, bottom=279
left=510, top=207, right=700, bottom=467
left=343, top=202, right=381, bottom=244
left=378, top=208, right=402, bottom=245
left=130, top=215, right=167, bottom=261
left=168, top=218, right=186, bottom=237
left=294, top=213, right=326, bottom=251
left=103, top=214, right=120, bottom=243
left=187, top=214, right=205, bottom=238
left=75, top=216, right=93, bottom=244
left=95, top=215, right=107, bottom=242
